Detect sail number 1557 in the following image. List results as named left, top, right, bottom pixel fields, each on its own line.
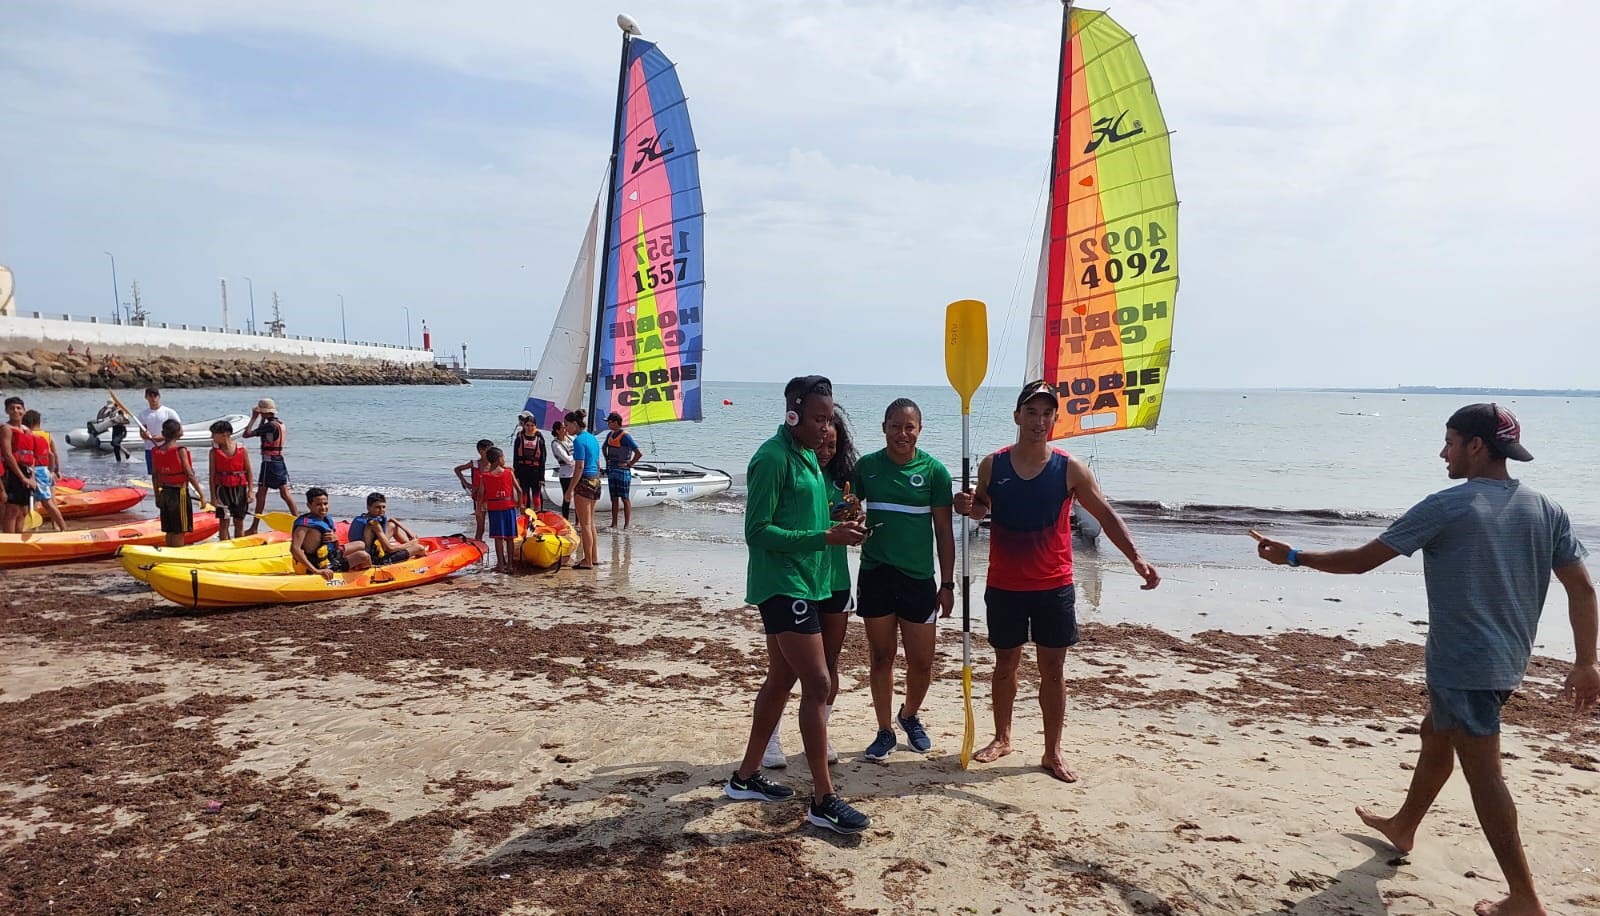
left=1077, top=221, right=1171, bottom=289
left=632, top=231, right=694, bottom=295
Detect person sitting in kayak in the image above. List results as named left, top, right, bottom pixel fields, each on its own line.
left=349, top=491, right=426, bottom=566
left=292, top=487, right=371, bottom=580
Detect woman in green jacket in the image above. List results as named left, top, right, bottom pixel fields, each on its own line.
left=726, top=376, right=872, bottom=836
left=764, top=405, right=860, bottom=768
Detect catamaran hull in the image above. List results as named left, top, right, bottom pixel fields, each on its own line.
left=66, top=414, right=251, bottom=451
left=542, top=464, right=731, bottom=509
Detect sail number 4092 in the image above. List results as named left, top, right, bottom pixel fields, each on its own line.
left=1077, top=221, right=1171, bottom=289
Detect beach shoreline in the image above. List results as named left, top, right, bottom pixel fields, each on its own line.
left=3, top=552, right=1597, bottom=915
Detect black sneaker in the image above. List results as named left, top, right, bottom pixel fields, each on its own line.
left=725, top=770, right=795, bottom=802
left=897, top=709, right=932, bottom=753
left=807, top=794, right=871, bottom=835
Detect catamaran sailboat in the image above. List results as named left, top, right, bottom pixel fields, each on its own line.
left=1023, top=2, right=1181, bottom=540
left=523, top=14, right=730, bottom=510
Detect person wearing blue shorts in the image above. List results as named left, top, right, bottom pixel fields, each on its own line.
left=602, top=411, right=642, bottom=529
left=1253, top=404, right=1597, bottom=916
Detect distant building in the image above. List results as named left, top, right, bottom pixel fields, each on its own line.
left=0, top=266, right=14, bottom=317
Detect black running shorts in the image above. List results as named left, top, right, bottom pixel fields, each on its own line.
left=857, top=564, right=938, bottom=624
left=985, top=584, right=1078, bottom=650
left=818, top=588, right=854, bottom=615
left=756, top=595, right=822, bottom=636
left=155, top=485, right=193, bottom=535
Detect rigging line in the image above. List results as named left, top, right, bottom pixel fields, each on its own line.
left=976, top=166, right=1050, bottom=423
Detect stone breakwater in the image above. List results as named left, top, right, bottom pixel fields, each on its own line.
left=0, top=349, right=468, bottom=389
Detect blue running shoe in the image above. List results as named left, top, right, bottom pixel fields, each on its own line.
left=807, top=794, right=871, bottom=835
left=897, top=709, right=932, bottom=753
left=725, top=770, right=795, bottom=802
left=864, top=728, right=897, bottom=762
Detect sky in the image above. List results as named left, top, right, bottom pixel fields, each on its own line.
left=2, top=0, right=1597, bottom=389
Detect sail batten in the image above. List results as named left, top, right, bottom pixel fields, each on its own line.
left=1031, top=5, right=1179, bottom=439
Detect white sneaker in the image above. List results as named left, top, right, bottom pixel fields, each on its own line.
left=761, top=732, right=787, bottom=768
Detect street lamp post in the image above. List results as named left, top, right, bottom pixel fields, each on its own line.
left=338, top=294, right=346, bottom=343
left=103, top=251, right=120, bottom=324
left=244, top=276, right=257, bottom=334
left=403, top=306, right=411, bottom=348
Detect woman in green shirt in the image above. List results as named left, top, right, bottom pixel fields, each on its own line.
left=727, top=376, right=872, bottom=836
left=855, top=399, right=955, bottom=762
left=764, top=406, right=861, bottom=769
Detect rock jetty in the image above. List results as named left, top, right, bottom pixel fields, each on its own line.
left=0, top=349, right=468, bottom=389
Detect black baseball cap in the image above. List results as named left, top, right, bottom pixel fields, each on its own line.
left=1447, top=403, right=1533, bottom=462
left=1016, top=379, right=1059, bottom=410
left=606, top=411, right=623, bottom=423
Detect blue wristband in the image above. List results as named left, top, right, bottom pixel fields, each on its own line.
left=1286, top=548, right=1300, bottom=567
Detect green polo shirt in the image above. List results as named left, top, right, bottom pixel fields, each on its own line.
left=853, top=447, right=952, bottom=580
left=744, top=425, right=831, bottom=605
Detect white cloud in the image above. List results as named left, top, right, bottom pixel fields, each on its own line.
left=3, top=0, right=1598, bottom=388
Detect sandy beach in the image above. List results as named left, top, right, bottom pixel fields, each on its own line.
left=3, top=536, right=1598, bottom=915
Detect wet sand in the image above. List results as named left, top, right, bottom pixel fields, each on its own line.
left=2, top=536, right=1598, bottom=915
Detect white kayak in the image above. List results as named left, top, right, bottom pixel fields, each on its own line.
left=66, top=414, right=251, bottom=451
left=542, top=461, right=731, bottom=509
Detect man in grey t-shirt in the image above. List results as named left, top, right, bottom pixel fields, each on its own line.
left=1253, top=404, right=1597, bottom=916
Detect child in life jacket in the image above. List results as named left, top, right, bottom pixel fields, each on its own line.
left=478, top=446, right=523, bottom=573
left=208, top=419, right=254, bottom=541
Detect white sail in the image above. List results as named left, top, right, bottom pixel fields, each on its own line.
left=1022, top=228, right=1049, bottom=383
left=523, top=197, right=600, bottom=426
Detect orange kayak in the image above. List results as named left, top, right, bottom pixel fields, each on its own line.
left=56, top=486, right=147, bottom=519
left=0, top=514, right=222, bottom=569
left=145, top=535, right=485, bottom=608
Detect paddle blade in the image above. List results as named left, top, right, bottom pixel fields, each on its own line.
left=23, top=508, right=45, bottom=531
left=961, top=664, right=976, bottom=770
left=259, top=511, right=297, bottom=533
left=943, top=299, right=989, bottom=412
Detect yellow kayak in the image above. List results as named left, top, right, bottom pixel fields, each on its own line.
left=519, top=510, right=578, bottom=569
left=117, top=525, right=346, bottom=582
left=145, top=535, right=485, bottom=608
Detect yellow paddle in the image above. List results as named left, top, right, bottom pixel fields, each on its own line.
left=258, top=511, right=297, bottom=533
left=944, top=298, right=988, bottom=769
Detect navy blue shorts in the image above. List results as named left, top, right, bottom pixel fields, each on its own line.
left=259, top=457, right=289, bottom=489
left=985, top=584, right=1079, bottom=650
left=1428, top=685, right=1512, bottom=737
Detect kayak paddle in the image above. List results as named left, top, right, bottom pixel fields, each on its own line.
left=943, top=298, right=988, bottom=769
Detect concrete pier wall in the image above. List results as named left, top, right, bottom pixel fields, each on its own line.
left=1, top=314, right=433, bottom=366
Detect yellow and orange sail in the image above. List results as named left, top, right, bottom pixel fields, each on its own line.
left=1025, top=5, right=1179, bottom=439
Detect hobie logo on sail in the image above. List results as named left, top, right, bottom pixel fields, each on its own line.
left=604, top=364, right=699, bottom=407
left=1082, top=111, right=1143, bottom=153
left=632, top=133, right=675, bottom=174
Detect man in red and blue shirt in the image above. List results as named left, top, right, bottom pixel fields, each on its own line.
left=954, top=380, right=1160, bottom=782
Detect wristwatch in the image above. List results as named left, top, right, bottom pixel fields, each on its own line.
left=940, top=582, right=955, bottom=592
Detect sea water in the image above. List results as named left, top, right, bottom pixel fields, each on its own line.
left=25, top=380, right=1600, bottom=547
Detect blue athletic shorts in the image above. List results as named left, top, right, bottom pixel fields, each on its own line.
left=607, top=468, right=631, bottom=500
left=486, top=507, right=518, bottom=539
left=259, top=457, right=290, bottom=489
left=1428, top=684, right=1512, bottom=737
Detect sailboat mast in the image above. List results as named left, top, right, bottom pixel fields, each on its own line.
left=1036, top=0, right=1073, bottom=391
left=587, top=15, right=640, bottom=432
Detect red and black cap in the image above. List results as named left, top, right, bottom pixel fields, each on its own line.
left=1447, top=403, right=1533, bottom=462
left=1016, top=379, right=1059, bottom=410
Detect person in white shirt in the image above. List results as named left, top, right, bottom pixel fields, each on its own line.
left=549, top=419, right=576, bottom=519
left=136, top=388, right=181, bottom=477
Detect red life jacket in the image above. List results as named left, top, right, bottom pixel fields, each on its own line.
left=152, top=444, right=191, bottom=487
left=514, top=432, right=545, bottom=471
left=480, top=468, right=516, bottom=511
left=9, top=425, right=38, bottom=468
left=211, top=445, right=249, bottom=487
left=258, top=418, right=285, bottom=458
